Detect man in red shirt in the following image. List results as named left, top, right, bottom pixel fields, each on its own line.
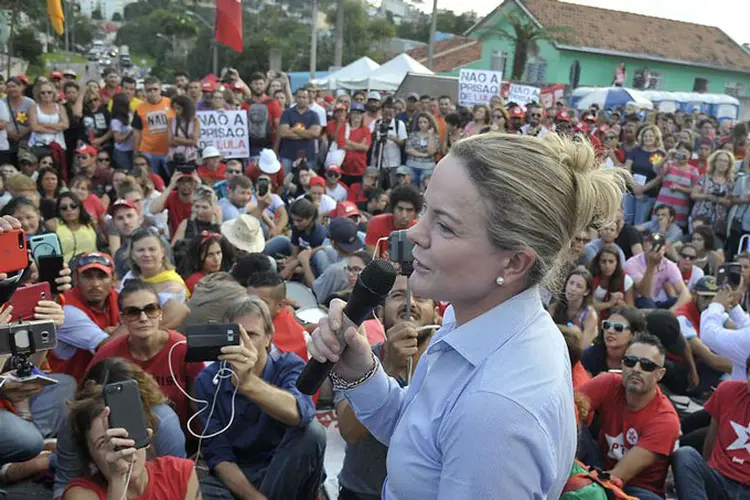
left=580, top=334, right=680, bottom=499
left=245, top=148, right=284, bottom=195
left=150, top=171, right=197, bottom=235
left=672, top=354, right=750, bottom=498
left=98, top=67, right=121, bottom=106
left=246, top=271, right=308, bottom=362
left=196, top=146, right=226, bottom=186
left=365, top=184, right=421, bottom=258
left=242, top=72, right=282, bottom=158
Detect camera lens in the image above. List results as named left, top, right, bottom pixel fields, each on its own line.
left=41, top=332, right=50, bottom=342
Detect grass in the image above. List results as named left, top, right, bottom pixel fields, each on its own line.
left=130, top=52, right=155, bottom=68
left=41, top=51, right=87, bottom=64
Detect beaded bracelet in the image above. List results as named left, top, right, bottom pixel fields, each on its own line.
left=329, top=352, right=379, bottom=391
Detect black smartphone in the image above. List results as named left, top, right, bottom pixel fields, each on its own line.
left=257, top=177, right=270, bottom=197
left=717, top=263, right=742, bottom=288
left=37, top=255, right=64, bottom=294
left=651, top=233, right=665, bottom=253
left=185, top=323, right=240, bottom=362
left=103, top=380, right=150, bottom=449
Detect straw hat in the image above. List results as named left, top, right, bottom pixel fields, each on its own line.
left=220, top=214, right=265, bottom=254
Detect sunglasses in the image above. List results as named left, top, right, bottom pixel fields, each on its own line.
left=326, top=172, right=340, bottom=177
left=680, top=253, right=697, bottom=260
left=77, top=154, right=90, bottom=160
left=78, top=253, right=113, bottom=270
left=602, top=320, right=629, bottom=333
left=529, top=113, right=542, bottom=118
left=97, top=157, right=110, bottom=163
left=622, top=355, right=662, bottom=372
left=60, top=203, right=78, bottom=211
left=575, top=236, right=591, bottom=243
left=122, top=303, right=161, bottom=322
left=40, top=91, right=54, bottom=95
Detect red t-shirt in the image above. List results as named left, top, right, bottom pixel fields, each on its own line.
left=63, top=456, right=193, bottom=499
left=185, top=271, right=205, bottom=294
left=272, top=308, right=308, bottom=362
left=704, top=380, right=750, bottom=484
left=87, top=330, right=204, bottom=431
left=347, top=182, right=369, bottom=204
left=164, top=191, right=192, bottom=236
left=572, top=361, right=591, bottom=391
left=365, top=214, right=417, bottom=257
left=98, top=86, right=121, bottom=105
left=150, top=173, right=166, bottom=191
left=339, top=126, right=372, bottom=177
left=245, top=161, right=285, bottom=193
left=241, top=96, right=282, bottom=145
left=580, top=372, right=680, bottom=494
left=83, top=193, right=107, bottom=227
left=196, top=162, right=226, bottom=186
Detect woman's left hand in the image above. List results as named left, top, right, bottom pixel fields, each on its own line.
left=218, top=325, right=258, bottom=389
left=55, top=263, right=73, bottom=294
left=34, top=300, right=65, bottom=327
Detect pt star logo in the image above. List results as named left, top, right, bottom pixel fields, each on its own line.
left=606, top=433, right=626, bottom=460
left=727, top=421, right=750, bottom=453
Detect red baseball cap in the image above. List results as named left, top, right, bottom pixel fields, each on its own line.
left=583, top=113, right=595, bottom=122
left=555, top=109, right=571, bottom=122
left=510, top=106, right=525, bottom=119
left=333, top=201, right=360, bottom=218
left=323, top=95, right=335, bottom=104
left=202, top=80, right=216, bottom=92
left=16, top=74, right=29, bottom=85
left=325, top=165, right=343, bottom=175
left=49, top=71, right=63, bottom=80
left=308, top=176, right=326, bottom=189
left=333, top=103, right=348, bottom=112
left=230, top=81, right=244, bottom=91
left=77, top=252, right=114, bottom=276
left=76, top=144, right=98, bottom=157
left=108, top=199, right=139, bottom=216
left=575, top=122, right=589, bottom=133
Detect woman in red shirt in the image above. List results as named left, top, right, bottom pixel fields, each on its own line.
left=63, top=383, right=199, bottom=500
left=180, top=232, right=235, bottom=294
left=338, top=102, right=372, bottom=186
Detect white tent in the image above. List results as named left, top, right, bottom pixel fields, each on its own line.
left=337, top=53, right=434, bottom=91
left=311, top=57, right=380, bottom=90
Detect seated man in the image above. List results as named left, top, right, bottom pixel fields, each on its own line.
left=364, top=185, right=420, bottom=258
left=196, top=146, right=227, bottom=186
left=579, top=334, right=680, bottom=500
left=335, top=274, right=440, bottom=499
left=213, top=159, right=245, bottom=200
left=196, top=296, right=326, bottom=500
left=624, top=232, right=690, bottom=310
left=674, top=276, right=732, bottom=393
left=700, top=284, right=750, bottom=381
left=636, top=204, right=684, bottom=244
left=217, top=174, right=254, bottom=222
left=310, top=217, right=364, bottom=301
left=48, top=252, right=123, bottom=383
left=247, top=271, right=309, bottom=361
left=583, top=221, right=627, bottom=264
left=671, top=354, right=750, bottom=499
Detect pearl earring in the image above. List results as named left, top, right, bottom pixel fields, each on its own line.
left=496, top=276, right=505, bottom=286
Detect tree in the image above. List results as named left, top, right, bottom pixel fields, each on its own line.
left=92, top=9, right=102, bottom=20
left=71, top=13, right=94, bottom=46
left=124, top=1, right=154, bottom=21
left=476, top=12, right=570, bottom=80
left=322, top=0, right=395, bottom=67
left=10, top=26, right=43, bottom=65
left=112, top=12, right=123, bottom=22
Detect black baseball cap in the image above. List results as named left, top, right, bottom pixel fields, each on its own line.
left=328, top=218, right=363, bottom=253
left=694, top=276, right=719, bottom=295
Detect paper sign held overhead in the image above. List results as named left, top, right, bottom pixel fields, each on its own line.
left=458, top=69, right=503, bottom=107
left=197, top=110, right=249, bottom=159
left=508, top=84, right=541, bottom=108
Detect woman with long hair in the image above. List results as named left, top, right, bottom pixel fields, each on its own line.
left=28, top=80, right=69, bottom=151
left=167, top=95, right=200, bottom=165
left=38, top=153, right=57, bottom=170
left=1, top=196, right=45, bottom=237
left=110, top=93, right=134, bottom=170
left=171, top=184, right=220, bottom=244
left=338, top=103, right=372, bottom=186
left=655, top=140, right=699, bottom=228
left=36, top=165, right=65, bottom=220
left=690, top=224, right=724, bottom=276
left=589, top=244, right=635, bottom=318
left=49, top=191, right=98, bottom=263
left=548, top=266, right=599, bottom=347
left=405, top=112, right=438, bottom=188
left=179, top=231, right=235, bottom=294
left=4, top=76, right=35, bottom=165
left=690, top=150, right=736, bottom=239
left=81, top=90, right=113, bottom=153
left=581, top=306, right=646, bottom=377
left=86, top=280, right=203, bottom=434
left=54, top=358, right=188, bottom=497
left=623, top=124, right=666, bottom=225
left=463, top=104, right=491, bottom=137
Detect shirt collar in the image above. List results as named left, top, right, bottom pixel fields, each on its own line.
left=432, top=286, right=545, bottom=367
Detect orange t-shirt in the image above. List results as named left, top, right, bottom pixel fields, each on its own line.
left=132, top=98, right=174, bottom=156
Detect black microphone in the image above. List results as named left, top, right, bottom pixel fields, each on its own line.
left=296, top=259, right=397, bottom=395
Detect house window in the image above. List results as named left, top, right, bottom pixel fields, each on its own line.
left=726, top=82, right=746, bottom=97
left=524, top=58, right=547, bottom=84
left=634, top=69, right=662, bottom=90
left=490, top=50, right=507, bottom=75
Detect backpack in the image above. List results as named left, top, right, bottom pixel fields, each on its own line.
left=561, top=459, right=639, bottom=500
left=247, top=99, right=271, bottom=146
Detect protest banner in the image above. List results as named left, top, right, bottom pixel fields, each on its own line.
left=508, top=84, right=541, bottom=108
left=197, top=110, right=249, bottom=159
left=458, top=69, right=503, bottom=107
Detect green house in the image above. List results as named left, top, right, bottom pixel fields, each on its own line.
left=458, top=0, right=750, bottom=98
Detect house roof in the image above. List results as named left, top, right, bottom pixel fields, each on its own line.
left=405, top=37, right=483, bottom=73
left=470, top=0, right=750, bottom=73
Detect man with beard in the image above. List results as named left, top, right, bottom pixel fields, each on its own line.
left=579, top=334, right=680, bottom=500
left=150, top=171, right=198, bottom=235
left=335, top=274, right=440, bottom=500
left=363, top=91, right=381, bottom=129
left=242, top=72, right=282, bottom=159
left=520, top=103, right=548, bottom=137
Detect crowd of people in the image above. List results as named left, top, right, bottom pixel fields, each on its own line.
left=0, top=61, right=748, bottom=499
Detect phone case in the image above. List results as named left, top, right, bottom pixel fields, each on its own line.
left=104, top=380, right=150, bottom=449
left=0, top=230, right=28, bottom=275
left=37, top=255, right=64, bottom=294
left=9, top=282, right=50, bottom=322
left=28, top=234, right=62, bottom=262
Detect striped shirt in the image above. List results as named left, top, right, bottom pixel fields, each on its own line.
left=656, top=161, right=699, bottom=226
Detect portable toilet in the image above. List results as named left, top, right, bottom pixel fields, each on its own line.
left=709, top=94, right=740, bottom=122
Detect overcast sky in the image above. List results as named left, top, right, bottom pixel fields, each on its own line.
left=415, top=0, right=750, bottom=45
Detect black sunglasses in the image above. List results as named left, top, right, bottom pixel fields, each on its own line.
left=122, top=303, right=161, bottom=321
left=60, top=203, right=78, bottom=211
left=680, top=253, right=697, bottom=260
left=623, top=355, right=662, bottom=372
left=602, top=320, right=629, bottom=333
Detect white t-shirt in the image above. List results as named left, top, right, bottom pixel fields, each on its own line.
left=593, top=274, right=634, bottom=302
left=326, top=183, right=348, bottom=203
left=250, top=193, right=285, bottom=219
left=370, top=118, right=407, bottom=169
left=0, top=100, right=9, bottom=151
left=295, top=192, right=336, bottom=216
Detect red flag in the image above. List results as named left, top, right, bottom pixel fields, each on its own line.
left=215, top=0, right=243, bottom=53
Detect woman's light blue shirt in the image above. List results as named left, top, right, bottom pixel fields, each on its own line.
left=345, top=286, right=577, bottom=499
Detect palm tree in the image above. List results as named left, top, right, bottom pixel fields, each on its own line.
left=477, top=12, right=570, bottom=81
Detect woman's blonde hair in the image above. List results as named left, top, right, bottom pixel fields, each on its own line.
left=224, top=295, right=275, bottom=340
left=128, top=228, right=174, bottom=274
left=637, top=124, right=663, bottom=150
left=450, top=133, right=629, bottom=291
left=192, top=184, right=218, bottom=222
left=33, top=80, right=56, bottom=103
left=706, top=150, right=737, bottom=181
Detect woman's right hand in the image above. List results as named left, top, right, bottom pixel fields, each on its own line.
left=309, top=299, right=376, bottom=382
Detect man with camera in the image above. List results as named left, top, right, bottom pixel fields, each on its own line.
left=150, top=170, right=199, bottom=236
left=370, top=97, right=407, bottom=190
left=335, top=273, right=440, bottom=500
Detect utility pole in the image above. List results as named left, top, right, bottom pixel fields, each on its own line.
left=427, top=0, right=438, bottom=70
left=334, top=0, right=344, bottom=68
left=310, top=0, right=317, bottom=78
left=63, top=0, right=70, bottom=52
